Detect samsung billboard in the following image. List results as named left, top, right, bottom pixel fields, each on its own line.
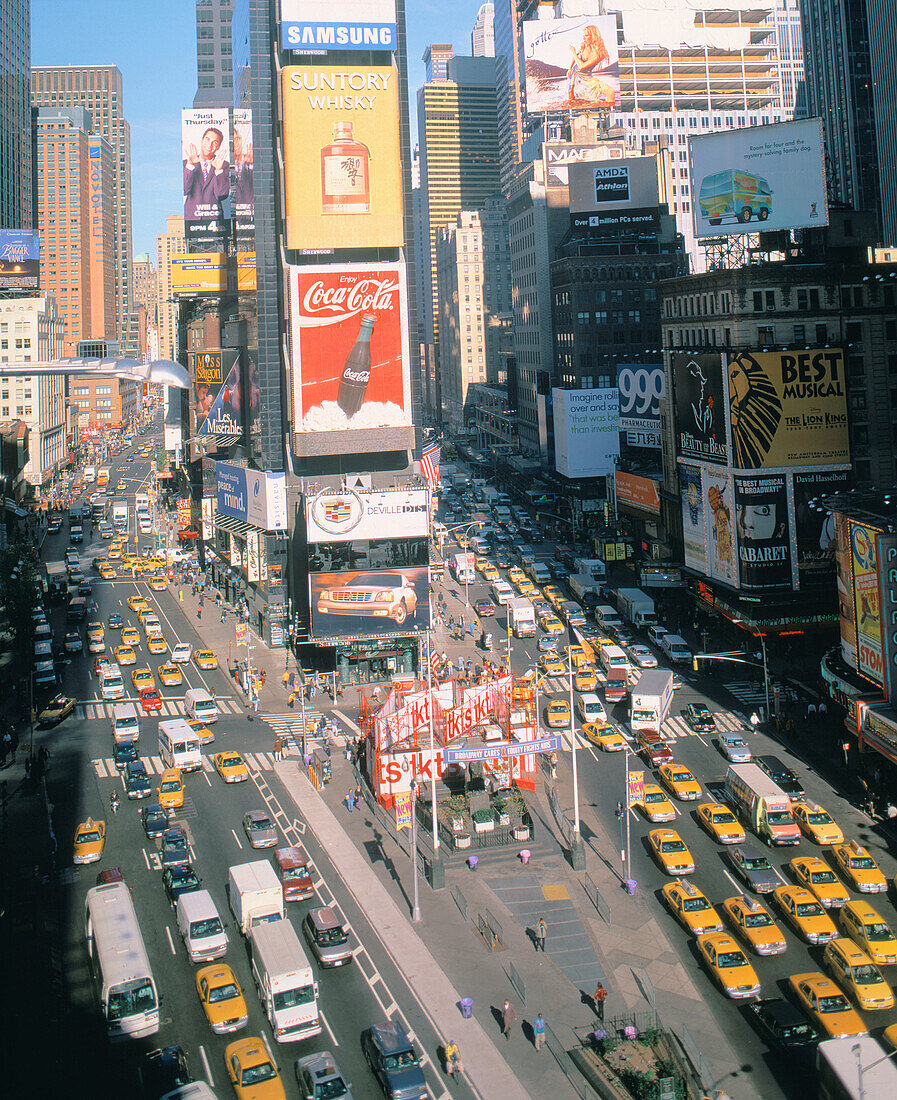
left=281, top=0, right=397, bottom=53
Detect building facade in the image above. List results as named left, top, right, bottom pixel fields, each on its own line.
left=0, top=0, right=32, bottom=231
left=471, top=3, right=495, bottom=57
left=69, top=373, right=138, bottom=431
left=194, top=0, right=234, bottom=107
left=155, top=216, right=186, bottom=363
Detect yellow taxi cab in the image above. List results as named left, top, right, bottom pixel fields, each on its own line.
left=121, top=626, right=140, bottom=648
left=114, top=644, right=137, bottom=665
left=127, top=595, right=149, bottom=612
left=215, top=751, right=250, bottom=783
left=157, top=767, right=185, bottom=811
left=158, top=662, right=183, bottom=687
left=107, top=545, right=122, bottom=560
left=539, top=653, right=565, bottom=675
left=224, top=1037, right=286, bottom=1100
left=543, top=585, right=564, bottom=607
left=196, top=963, right=249, bottom=1035
left=564, top=645, right=591, bottom=670
left=187, top=717, right=215, bottom=746
left=512, top=670, right=541, bottom=703
left=822, top=937, right=895, bottom=1011
left=545, top=699, right=570, bottom=728
left=839, top=900, right=897, bottom=966
left=508, top=567, right=526, bottom=586
left=662, top=879, right=724, bottom=936
left=131, top=666, right=155, bottom=692
left=121, top=553, right=140, bottom=568
left=582, top=722, right=626, bottom=752
left=792, top=800, right=844, bottom=846
left=516, top=579, right=537, bottom=597
left=722, top=895, right=787, bottom=955
left=194, top=649, right=219, bottom=670
left=573, top=667, right=598, bottom=693
left=147, top=634, right=168, bottom=655
left=648, top=829, right=695, bottom=876
left=481, top=563, right=499, bottom=582
left=150, top=573, right=168, bottom=591
left=474, top=556, right=491, bottom=573
left=539, top=614, right=565, bottom=635
left=87, top=620, right=104, bottom=639
left=697, top=802, right=746, bottom=845
left=788, top=972, right=868, bottom=1038
left=774, top=885, right=838, bottom=944
left=657, top=763, right=702, bottom=801
left=99, top=564, right=117, bottom=579
left=136, top=606, right=155, bottom=624
left=145, top=557, right=167, bottom=570
left=73, top=818, right=106, bottom=864
left=638, top=784, right=676, bottom=822
left=789, top=856, right=851, bottom=909
left=830, top=840, right=888, bottom=894
left=696, top=931, right=761, bottom=998
left=94, top=557, right=109, bottom=572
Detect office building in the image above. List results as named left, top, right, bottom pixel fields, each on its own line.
left=194, top=0, right=234, bottom=107
left=0, top=297, right=65, bottom=485
left=69, top=373, right=137, bottom=431
left=31, top=65, right=137, bottom=354
left=0, top=0, right=32, bottom=230
left=802, top=0, right=897, bottom=243
left=422, top=42, right=453, bottom=83
left=155, top=216, right=186, bottom=363
left=774, top=0, right=806, bottom=117
left=132, top=254, right=158, bottom=360
left=34, top=106, right=116, bottom=356
left=471, top=3, right=495, bottom=57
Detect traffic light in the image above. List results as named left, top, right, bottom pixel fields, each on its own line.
left=692, top=657, right=700, bottom=673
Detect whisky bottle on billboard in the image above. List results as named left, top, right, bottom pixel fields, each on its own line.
left=337, top=314, right=376, bottom=418
left=321, top=121, right=371, bottom=214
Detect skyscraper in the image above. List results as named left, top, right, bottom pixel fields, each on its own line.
left=774, top=0, right=806, bottom=117
left=193, top=0, right=235, bottom=108
left=0, top=0, right=32, bottom=230
left=472, top=3, right=495, bottom=57
left=422, top=43, right=454, bottom=83
left=31, top=65, right=136, bottom=353
left=155, top=216, right=186, bottom=363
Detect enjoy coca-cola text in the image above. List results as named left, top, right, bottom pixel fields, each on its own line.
left=303, top=276, right=398, bottom=316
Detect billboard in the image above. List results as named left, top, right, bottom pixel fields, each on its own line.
left=171, top=252, right=226, bottom=295
left=0, top=230, right=40, bottom=288
left=851, top=521, right=884, bottom=685
left=704, top=468, right=737, bottom=587
left=282, top=64, right=403, bottom=250
left=289, top=262, right=411, bottom=444
left=792, top=470, right=847, bottom=585
left=281, top=0, right=397, bottom=53
left=877, top=534, right=897, bottom=698
left=552, top=387, right=620, bottom=479
left=216, top=461, right=288, bottom=531
left=309, top=566, right=430, bottom=639
left=306, top=487, right=429, bottom=542
left=523, top=16, right=619, bottom=113
left=543, top=141, right=624, bottom=189
left=192, top=350, right=242, bottom=441
left=182, top=108, right=230, bottom=250
left=232, top=109, right=254, bottom=248
left=615, top=471, right=660, bottom=515
left=680, top=465, right=708, bottom=574
left=834, top=512, right=857, bottom=668
left=673, top=353, right=728, bottom=465
left=617, top=363, right=663, bottom=448
left=727, top=349, right=848, bottom=469
left=570, top=207, right=659, bottom=241
left=568, top=156, right=659, bottom=214
left=734, top=474, right=791, bottom=590
left=690, top=118, right=828, bottom=239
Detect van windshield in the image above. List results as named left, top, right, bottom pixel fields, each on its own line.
left=190, top=918, right=223, bottom=939
left=272, top=983, right=315, bottom=1010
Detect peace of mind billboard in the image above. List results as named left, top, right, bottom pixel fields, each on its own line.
left=690, top=118, right=828, bottom=239
left=216, top=462, right=288, bottom=531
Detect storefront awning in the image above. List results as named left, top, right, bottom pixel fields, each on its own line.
left=213, top=511, right=254, bottom=537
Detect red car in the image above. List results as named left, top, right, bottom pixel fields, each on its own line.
left=474, top=598, right=495, bottom=617
left=139, top=686, right=163, bottom=713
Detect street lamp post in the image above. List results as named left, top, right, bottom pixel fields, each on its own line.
left=438, top=520, right=482, bottom=618
left=567, top=645, right=585, bottom=870
left=733, top=619, right=771, bottom=722
left=410, top=776, right=422, bottom=923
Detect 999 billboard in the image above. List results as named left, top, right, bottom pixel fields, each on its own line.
left=309, top=566, right=430, bottom=640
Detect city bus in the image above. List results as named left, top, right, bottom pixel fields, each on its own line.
left=817, top=1036, right=897, bottom=1100
left=84, top=882, right=160, bottom=1040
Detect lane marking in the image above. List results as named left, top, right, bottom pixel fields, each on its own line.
left=319, top=1008, right=339, bottom=1047
left=165, top=926, right=177, bottom=955
left=230, top=829, right=243, bottom=849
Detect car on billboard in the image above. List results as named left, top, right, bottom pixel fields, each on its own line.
left=316, top=571, right=419, bottom=626
left=698, top=170, right=772, bottom=227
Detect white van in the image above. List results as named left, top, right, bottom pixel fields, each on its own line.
left=184, top=687, right=219, bottom=724
left=470, top=537, right=491, bottom=556
left=177, top=890, right=228, bottom=963
left=492, top=580, right=514, bottom=605
left=527, top=561, right=551, bottom=585
left=595, top=605, right=624, bottom=632
left=576, top=693, right=607, bottom=724
left=111, top=703, right=140, bottom=744
left=661, top=633, right=692, bottom=665
left=158, top=718, right=203, bottom=772
left=142, top=614, right=162, bottom=638
left=100, top=662, right=125, bottom=701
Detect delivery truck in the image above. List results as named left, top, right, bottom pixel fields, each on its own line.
left=616, top=588, right=658, bottom=630
left=629, top=670, right=674, bottom=738
left=452, top=552, right=476, bottom=584
left=112, top=499, right=128, bottom=532
left=250, top=919, right=321, bottom=1043
left=724, top=764, right=801, bottom=846
left=573, top=557, right=607, bottom=582
left=569, top=573, right=600, bottom=609
left=508, top=597, right=536, bottom=638
left=46, top=561, right=68, bottom=600
left=228, top=860, right=285, bottom=937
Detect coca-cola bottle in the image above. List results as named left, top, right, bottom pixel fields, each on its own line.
left=337, top=313, right=376, bottom=418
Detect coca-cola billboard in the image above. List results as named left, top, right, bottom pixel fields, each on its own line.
left=289, top=262, right=412, bottom=455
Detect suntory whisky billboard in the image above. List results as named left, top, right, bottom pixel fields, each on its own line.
left=288, top=263, right=411, bottom=455
left=281, top=64, right=404, bottom=249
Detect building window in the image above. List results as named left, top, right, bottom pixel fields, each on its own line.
left=815, top=323, right=827, bottom=343
left=793, top=325, right=806, bottom=342
left=758, top=326, right=775, bottom=344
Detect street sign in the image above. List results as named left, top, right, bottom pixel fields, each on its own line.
left=394, top=791, right=413, bottom=830
left=627, top=769, right=645, bottom=806
left=443, top=736, right=561, bottom=764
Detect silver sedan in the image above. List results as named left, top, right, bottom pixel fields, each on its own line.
left=243, top=810, right=278, bottom=849
left=628, top=645, right=658, bottom=669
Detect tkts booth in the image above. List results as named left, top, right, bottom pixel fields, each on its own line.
left=363, top=675, right=550, bottom=809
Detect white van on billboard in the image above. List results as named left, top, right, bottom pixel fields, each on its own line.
left=690, top=119, right=828, bottom=239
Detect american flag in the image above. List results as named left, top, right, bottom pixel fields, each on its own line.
left=421, top=441, right=440, bottom=487
left=430, top=649, right=441, bottom=677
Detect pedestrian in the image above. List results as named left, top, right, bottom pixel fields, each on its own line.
left=274, top=736, right=283, bottom=761
left=260, top=670, right=266, bottom=686
left=252, top=692, right=259, bottom=713
left=533, top=1013, right=546, bottom=1052
left=24, top=754, right=31, bottom=785
left=501, top=999, right=517, bottom=1041
left=593, top=982, right=607, bottom=1021
left=197, top=605, right=202, bottom=621
left=2, top=729, right=11, bottom=767
left=807, top=701, right=817, bottom=718
left=345, top=788, right=354, bottom=813
left=353, top=785, right=362, bottom=810
left=535, top=916, right=547, bottom=952
left=444, top=1039, right=462, bottom=1077
left=288, top=691, right=296, bottom=710
left=216, top=592, right=221, bottom=607
left=818, top=699, right=828, bottom=717
left=221, top=609, right=226, bottom=624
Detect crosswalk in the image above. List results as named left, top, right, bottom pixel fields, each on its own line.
left=721, top=680, right=768, bottom=707
left=75, top=696, right=244, bottom=720
left=93, top=750, right=278, bottom=780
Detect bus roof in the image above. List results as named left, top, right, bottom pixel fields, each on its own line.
left=817, top=1036, right=897, bottom=1098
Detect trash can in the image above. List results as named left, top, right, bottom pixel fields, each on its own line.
left=467, top=856, right=478, bottom=871
left=460, top=998, right=473, bottom=1019
left=624, top=879, right=637, bottom=896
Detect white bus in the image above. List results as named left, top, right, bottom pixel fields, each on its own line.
left=84, top=882, right=159, bottom=1040
left=817, top=1036, right=897, bottom=1100
left=159, top=717, right=203, bottom=772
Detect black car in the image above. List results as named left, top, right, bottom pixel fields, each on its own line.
left=161, top=827, right=190, bottom=868
left=746, top=998, right=820, bottom=1066
left=125, top=760, right=151, bottom=799
left=495, top=549, right=512, bottom=568
left=141, top=803, right=168, bottom=839
left=755, top=755, right=805, bottom=799
left=113, top=741, right=139, bottom=770
left=138, top=1046, right=192, bottom=1100
left=108, top=612, right=123, bottom=629
left=162, top=865, right=203, bottom=908
left=78, top=579, right=93, bottom=597
left=683, top=703, right=716, bottom=734
left=725, top=845, right=780, bottom=893
left=361, top=1021, right=427, bottom=1100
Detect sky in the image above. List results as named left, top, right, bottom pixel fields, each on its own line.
left=31, top=0, right=488, bottom=259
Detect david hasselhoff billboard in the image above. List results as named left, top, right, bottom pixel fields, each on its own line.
left=310, top=566, right=430, bottom=639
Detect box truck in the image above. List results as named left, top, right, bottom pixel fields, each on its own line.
left=228, top=860, right=285, bottom=937
left=508, top=597, right=536, bottom=638
left=569, top=574, right=600, bottom=608
left=724, top=764, right=801, bottom=847
left=452, top=552, right=476, bottom=584
left=616, top=588, right=658, bottom=630
left=629, top=670, right=674, bottom=738
left=250, top=919, right=321, bottom=1043
left=573, top=557, right=607, bottom=582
